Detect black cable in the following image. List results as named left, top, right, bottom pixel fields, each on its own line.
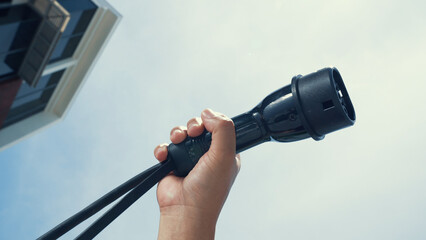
left=37, top=163, right=162, bottom=240
left=75, top=159, right=175, bottom=240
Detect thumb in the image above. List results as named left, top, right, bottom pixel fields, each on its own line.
left=201, top=109, right=236, bottom=163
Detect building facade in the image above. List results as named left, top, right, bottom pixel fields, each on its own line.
left=0, top=0, right=120, bottom=150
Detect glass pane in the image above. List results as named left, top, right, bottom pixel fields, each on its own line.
left=72, top=9, right=96, bottom=35
left=2, top=86, right=57, bottom=128
left=2, top=102, right=45, bottom=129
left=0, top=50, right=25, bottom=77
left=0, top=73, right=15, bottom=83
left=48, top=2, right=97, bottom=64
left=0, top=22, right=19, bottom=54
left=62, top=10, right=83, bottom=37
left=0, top=5, right=39, bottom=25
left=0, top=53, right=13, bottom=76
left=48, top=36, right=69, bottom=61
left=9, top=19, right=40, bottom=51
left=14, top=70, right=64, bottom=99
left=11, top=89, right=44, bottom=108
left=49, top=35, right=83, bottom=62
left=62, top=35, right=82, bottom=59
left=57, top=0, right=97, bottom=12
left=15, top=80, right=34, bottom=98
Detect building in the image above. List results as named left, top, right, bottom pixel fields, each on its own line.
left=0, top=0, right=121, bottom=150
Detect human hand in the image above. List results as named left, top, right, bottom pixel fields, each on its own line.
left=154, top=108, right=241, bottom=240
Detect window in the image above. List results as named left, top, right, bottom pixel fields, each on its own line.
left=2, top=87, right=54, bottom=128
left=57, top=0, right=97, bottom=12
left=2, top=99, right=46, bottom=129
left=61, top=9, right=96, bottom=37
left=11, top=89, right=44, bottom=108
left=0, top=22, right=19, bottom=54
left=14, top=70, right=64, bottom=99
left=48, top=1, right=97, bottom=63
left=1, top=70, right=65, bottom=128
left=72, top=9, right=96, bottom=35
left=0, top=50, right=26, bottom=77
left=62, top=10, right=83, bottom=37
left=0, top=5, right=42, bottom=78
left=0, top=53, right=14, bottom=76
left=49, top=34, right=83, bottom=62
left=0, top=5, right=39, bottom=25
left=9, top=19, right=40, bottom=51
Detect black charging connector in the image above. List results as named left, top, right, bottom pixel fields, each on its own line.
left=170, top=67, right=356, bottom=176
left=291, top=67, right=355, bottom=139
left=38, top=67, right=356, bottom=239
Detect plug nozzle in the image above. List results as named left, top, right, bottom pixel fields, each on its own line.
left=291, top=67, right=355, bottom=140
left=233, top=67, right=356, bottom=152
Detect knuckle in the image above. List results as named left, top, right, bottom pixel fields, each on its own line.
left=216, top=117, right=234, bottom=129
left=154, top=143, right=168, bottom=155
left=159, top=143, right=169, bottom=148
left=186, top=118, right=195, bottom=126
left=187, top=117, right=201, bottom=127
left=170, top=126, right=184, bottom=136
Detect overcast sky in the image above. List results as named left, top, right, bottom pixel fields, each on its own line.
left=1, top=0, right=426, bottom=239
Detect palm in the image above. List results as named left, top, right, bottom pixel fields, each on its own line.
left=156, top=174, right=184, bottom=208
left=156, top=155, right=211, bottom=209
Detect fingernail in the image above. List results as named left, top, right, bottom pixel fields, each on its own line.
left=202, top=109, right=215, bottom=119
left=188, top=122, right=197, bottom=129
left=157, top=144, right=167, bottom=153
left=173, top=129, right=183, bottom=135
left=189, top=118, right=201, bottom=129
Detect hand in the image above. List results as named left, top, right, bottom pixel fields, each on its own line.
left=154, top=109, right=241, bottom=240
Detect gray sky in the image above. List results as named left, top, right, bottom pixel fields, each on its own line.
left=1, top=0, right=426, bottom=239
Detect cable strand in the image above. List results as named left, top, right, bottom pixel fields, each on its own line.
left=37, top=163, right=162, bottom=240
left=75, top=159, right=175, bottom=240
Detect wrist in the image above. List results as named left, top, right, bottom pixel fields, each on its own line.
left=158, top=205, right=217, bottom=240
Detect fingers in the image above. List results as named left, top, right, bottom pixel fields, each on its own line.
left=170, top=126, right=187, bottom=144
left=154, top=143, right=168, bottom=162
left=187, top=117, right=204, bottom=137
left=201, top=108, right=236, bottom=160
left=156, top=117, right=206, bottom=163
left=155, top=110, right=236, bottom=167
left=155, top=126, right=188, bottom=162
left=170, top=116, right=205, bottom=143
